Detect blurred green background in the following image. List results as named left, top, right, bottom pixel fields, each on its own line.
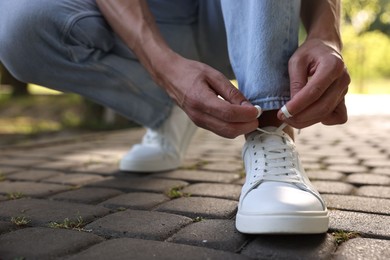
left=0, top=0, right=389, bottom=146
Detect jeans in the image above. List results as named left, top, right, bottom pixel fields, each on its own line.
left=0, top=0, right=300, bottom=129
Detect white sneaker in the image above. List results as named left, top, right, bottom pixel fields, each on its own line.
left=236, top=124, right=328, bottom=234
left=119, top=106, right=197, bottom=172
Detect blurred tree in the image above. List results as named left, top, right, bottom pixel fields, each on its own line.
left=342, top=0, right=390, bottom=35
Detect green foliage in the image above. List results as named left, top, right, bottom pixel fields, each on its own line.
left=11, top=216, right=31, bottom=226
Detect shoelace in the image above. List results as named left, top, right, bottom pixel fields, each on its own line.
left=250, top=123, right=301, bottom=186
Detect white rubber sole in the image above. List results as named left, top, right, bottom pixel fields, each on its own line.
left=236, top=211, right=329, bottom=234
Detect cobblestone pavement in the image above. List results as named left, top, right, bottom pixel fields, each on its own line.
left=0, top=113, right=389, bottom=259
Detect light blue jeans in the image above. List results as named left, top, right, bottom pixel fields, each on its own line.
left=0, top=0, right=300, bottom=128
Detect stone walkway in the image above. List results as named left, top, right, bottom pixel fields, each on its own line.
left=0, top=110, right=390, bottom=259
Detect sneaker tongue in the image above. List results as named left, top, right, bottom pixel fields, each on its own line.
left=260, top=127, right=284, bottom=145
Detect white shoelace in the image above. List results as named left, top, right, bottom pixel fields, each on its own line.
left=250, top=123, right=301, bottom=186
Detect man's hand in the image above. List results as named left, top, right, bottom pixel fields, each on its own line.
left=277, top=0, right=350, bottom=129
left=277, top=38, right=350, bottom=128
left=155, top=53, right=259, bottom=138
left=96, top=0, right=259, bottom=138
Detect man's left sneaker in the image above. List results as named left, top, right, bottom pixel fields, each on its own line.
left=119, top=105, right=197, bottom=172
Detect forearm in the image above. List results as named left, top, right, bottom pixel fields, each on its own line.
left=300, top=0, right=342, bottom=51
left=95, top=0, right=178, bottom=82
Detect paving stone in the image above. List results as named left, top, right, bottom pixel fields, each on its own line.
left=6, top=170, right=63, bottom=181
left=0, top=221, right=13, bottom=234
left=0, top=166, right=21, bottom=175
left=345, top=173, right=390, bottom=186
left=327, top=165, right=368, bottom=174
left=0, top=198, right=110, bottom=226
left=181, top=183, right=241, bottom=200
left=67, top=237, right=249, bottom=260
left=306, top=170, right=346, bottom=181
left=198, top=161, right=244, bottom=173
left=329, top=210, right=390, bottom=238
left=153, top=170, right=240, bottom=183
left=50, top=187, right=124, bottom=204
left=86, top=209, right=192, bottom=240
left=302, top=162, right=324, bottom=171
left=323, top=157, right=360, bottom=165
left=332, top=237, right=390, bottom=260
left=0, top=157, right=45, bottom=167
left=323, top=194, right=390, bottom=215
left=0, top=227, right=103, bottom=259
left=0, top=181, right=71, bottom=197
left=363, top=159, right=390, bottom=168
left=71, top=164, right=120, bottom=175
left=312, top=181, right=355, bottom=195
left=43, top=173, right=109, bottom=186
left=99, top=192, right=170, bottom=210
left=355, top=185, right=390, bottom=199
left=168, top=219, right=248, bottom=252
left=89, top=177, right=189, bottom=193
left=33, top=160, right=83, bottom=170
left=372, top=167, right=390, bottom=176
left=155, top=197, right=237, bottom=219
left=241, top=233, right=336, bottom=260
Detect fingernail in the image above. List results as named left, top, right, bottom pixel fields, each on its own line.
left=240, top=101, right=252, bottom=107
left=254, top=105, right=262, bottom=118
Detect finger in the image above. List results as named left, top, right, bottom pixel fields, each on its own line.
left=287, top=73, right=349, bottom=124
left=188, top=107, right=259, bottom=138
left=288, top=54, right=309, bottom=99
left=184, top=82, right=259, bottom=123
left=206, top=71, right=248, bottom=105
left=321, top=99, right=348, bottom=125
left=278, top=57, right=345, bottom=120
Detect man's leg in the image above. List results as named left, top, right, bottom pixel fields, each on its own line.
left=0, top=0, right=199, bottom=171
left=221, top=0, right=329, bottom=234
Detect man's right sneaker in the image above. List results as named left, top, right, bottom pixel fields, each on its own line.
left=119, top=105, right=197, bottom=172
left=236, top=124, right=329, bottom=234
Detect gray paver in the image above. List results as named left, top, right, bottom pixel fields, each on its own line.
left=43, top=173, right=109, bottom=185
left=0, top=181, right=71, bottom=197
left=155, top=197, right=237, bottom=218
left=329, top=210, right=390, bottom=238
left=89, top=177, right=189, bottom=193
left=241, top=234, right=336, bottom=260
left=345, top=173, right=390, bottom=185
left=306, top=170, right=346, bottom=181
left=323, top=194, right=390, bottom=214
left=152, top=170, right=240, bottom=183
left=333, top=237, right=390, bottom=260
left=6, top=170, right=63, bottom=181
left=168, top=219, right=248, bottom=252
left=327, top=165, right=368, bottom=174
left=355, top=185, right=390, bottom=199
left=99, top=192, right=170, bottom=210
left=86, top=209, right=192, bottom=240
left=181, top=183, right=242, bottom=200
left=199, top=161, right=244, bottom=173
left=312, top=181, right=355, bottom=195
left=68, top=238, right=250, bottom=260
left=50, top=187, right=124, bottom=204
left=0, top=198, right=110, bottom=226
left=0, top=221, right=13, bottom=235
left=372, top=167, right=390, bottom=176
left=0, top=227, right=103, bottom=259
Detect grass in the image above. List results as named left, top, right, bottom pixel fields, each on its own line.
left=11, top=216, right=31, bottom=226
left=0, top=173, right=6, bottom=182
left=166, top=186, right=191, bottom=199
left=48, top=216, right=90, bottom=232
left=6, top=192, right=25, bottom=200
left=332, top=230, right=360, bottom=246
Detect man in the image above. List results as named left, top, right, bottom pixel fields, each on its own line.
left=0, top=0, right=350, bottom=234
